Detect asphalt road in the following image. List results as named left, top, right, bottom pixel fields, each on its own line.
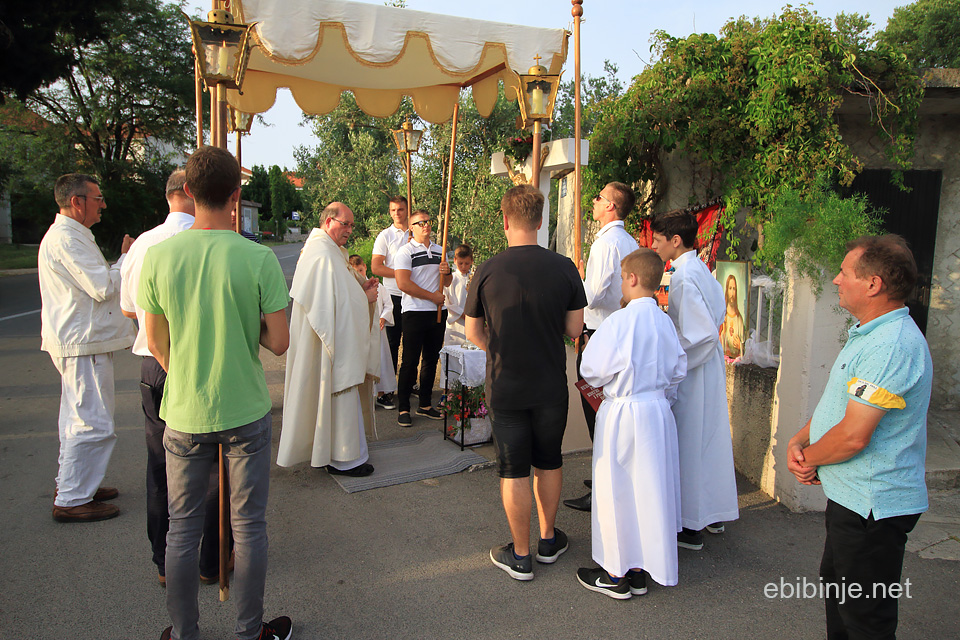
left=1, top=244, right=957, bottom=639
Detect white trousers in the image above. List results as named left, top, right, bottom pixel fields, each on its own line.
left=328, top=392, right=369, bottom=471
left=52, top=353, right=117, bottom=507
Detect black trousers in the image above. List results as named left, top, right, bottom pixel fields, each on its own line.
left=577, top=327, right=597, bottom=441
left=397, top=309, right=447, bottom=413
left=384, top=294, right=404, bottom=374
left=141, top=356, right=226, bottom=576
left=820, top=499, right=920, bottom=640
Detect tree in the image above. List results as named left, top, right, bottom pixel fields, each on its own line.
left=242, top=165, right=271, bottom=211
left=0, top=0, right=120, bottom=102
left=19, top=0, right=195, bottom=249
left=587, top=5, right=922, bottom=255
left=552, top=60, right=625, bottom=139
left=877, top=0, right=960, bottom=68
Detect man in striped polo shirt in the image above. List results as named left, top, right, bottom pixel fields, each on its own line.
left=394, top=209, right=452, bottom=427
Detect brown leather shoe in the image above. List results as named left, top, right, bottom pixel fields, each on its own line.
left=52, top=500, right=119, bottom=522
left=158, top=573, right=166, bottom=587
left=54, top=486, right=119, bottom=502
left=200, top=551, right=235, bottom=584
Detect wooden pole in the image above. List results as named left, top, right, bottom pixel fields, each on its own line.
left=531, top=119, right=542, bottom=189
left=195, top=60, right=204, bottom=149
left=235, top=132, right=242, bottom=233
left=572, top=0, right=583, bottom=270
left=437, top=100, right=460, bottom=323
left=405, top=151, right=413, bottom=213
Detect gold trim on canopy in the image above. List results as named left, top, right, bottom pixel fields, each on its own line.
left=225, top=0, right=568, bottom=123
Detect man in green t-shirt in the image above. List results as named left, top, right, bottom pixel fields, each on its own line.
left=139, top=146, right=292, bottom=640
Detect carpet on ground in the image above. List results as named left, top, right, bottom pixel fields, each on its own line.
left=330, top=430, right=486, bottom=493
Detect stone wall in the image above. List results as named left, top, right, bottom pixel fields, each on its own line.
left=838, top=107, right=960, bottom=409
left=726, top=363, right=777, bottom=488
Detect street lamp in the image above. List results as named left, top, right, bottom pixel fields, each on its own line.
left=516, top=56, right=561, bottom=189
left=391, top=117, right=423, bottom=211
left=183, top=8, right=256, bottom=148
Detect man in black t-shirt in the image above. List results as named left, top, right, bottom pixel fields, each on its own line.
left=465, top=184, right=586, bottom=581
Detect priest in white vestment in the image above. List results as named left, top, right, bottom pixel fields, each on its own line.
left=277, top=203, right=380, bottom=476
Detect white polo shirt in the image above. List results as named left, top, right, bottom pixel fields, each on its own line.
left=120, top=211, right=195, bottom=356
left=372, top=224, right=411, bottom=297
left=394, top=239, right=445, bottom=312
left=583, top=220, right=640, bottom=330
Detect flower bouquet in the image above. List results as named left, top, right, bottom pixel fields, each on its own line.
left=439, top=382, right=491, bottom=445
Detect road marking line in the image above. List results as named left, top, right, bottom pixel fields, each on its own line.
left=0, top=425, right=141, bottom=441
left=0, top=309, right=41, bottom=322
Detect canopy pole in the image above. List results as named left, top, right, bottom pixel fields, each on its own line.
left=195, top=60, right=204, bottom=149
left=531, top=119, right=542, bottom=189
left=235, top=132, right=242, bottom=233
left=405, top=152, right=413, bottom=215
left=438, top=99, right=460, bottom=323
left=572, top=0, right=583, bottom=270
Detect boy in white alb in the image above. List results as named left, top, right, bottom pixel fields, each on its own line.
left=576, top=248, right=687, bottom=599
left=651, top=210, right=740, bottom=551
left=350, top=255, right=397, bottom=410
left=443, top=244, right=474, bottom=347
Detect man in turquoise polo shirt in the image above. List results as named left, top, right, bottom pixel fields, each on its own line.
left=140, top=146, right=292, bottom=640
left=788, top=235, right=931, bottom=640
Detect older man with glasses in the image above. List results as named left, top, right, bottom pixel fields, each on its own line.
left=39, top=173, right=136, bottom=523
left=278, top=202, right=381, bottom=478
left=393, top=209, right=452, bottom=427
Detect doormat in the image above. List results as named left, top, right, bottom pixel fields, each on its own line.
left=330, top=430, right=487, bottom=493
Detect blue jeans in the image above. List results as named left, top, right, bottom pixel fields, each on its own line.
left=163, top=413, right=272, bottom=640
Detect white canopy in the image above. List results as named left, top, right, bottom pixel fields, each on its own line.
left=227, top=0, right=569, bottom=123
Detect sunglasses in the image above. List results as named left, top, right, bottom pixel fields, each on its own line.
left=411, top=220, right=431, bottom=228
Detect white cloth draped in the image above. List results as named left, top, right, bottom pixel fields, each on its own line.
left=277, top=229, right=379, bottom=468
left=581, top=297, right=686, bottom=584
left=667, top=251, right=740, bottom=531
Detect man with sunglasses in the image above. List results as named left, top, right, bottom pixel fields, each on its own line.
left=564, top=182, right=639, bottom=513
left=40, top=173, right=136, bottom=522
left=278, top=202, right=381, bottom=478
left=393, top=209, right=452, bottom=427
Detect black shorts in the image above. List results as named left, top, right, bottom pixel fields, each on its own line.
left=491, top=400, right=568, bottom=478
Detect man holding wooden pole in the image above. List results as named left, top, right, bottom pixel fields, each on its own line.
left=140, top=146, right=292, bottom=640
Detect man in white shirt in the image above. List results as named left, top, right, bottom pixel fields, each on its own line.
left=565, top=181, right=639, bottom=513
left=39, top=173, right=135, bottom=523
left=120, top=170, right=224, bottom=585
left=371, top=197, right=411, bottom=393
left=394, top=209, right=451, bottom=427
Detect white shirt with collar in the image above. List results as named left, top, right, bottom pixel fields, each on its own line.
left=583, top=219, right=640, bottom=330
left=39, top=214, right=135, bottom=357
left=372, top=224, right=411, bottom=297
left=394, top=239, right=445, bottom=313
left=120, top=211, right=195, bottom=356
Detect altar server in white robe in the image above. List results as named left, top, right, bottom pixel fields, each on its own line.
left=576, top=248, right=687, bottom=599
left=651, top=210, right=740, bottom=551
left=443, top=244, right=474, bottom=347
left=277, top=203, right=380, bottom=477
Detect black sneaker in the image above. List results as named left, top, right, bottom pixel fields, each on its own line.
left=490, top=543, right=534, bottom=581
left=416, top=406, right=443, bottom=420
left=256, top=616, right=292, bottom=640
left=626, top=569, right=648, bottom=595
left=576, top=567, right=631, bottom=600
left=376, top=393, right=396, bottom=410
left=398, top=412, right=413, bottom=427
left=160, top=627, right=172, bottom=640
left=677, top=527, right=704, bottom=550
left=536, top=528, right=569, bottom=564
left=705, top=522, right=725, bottom=534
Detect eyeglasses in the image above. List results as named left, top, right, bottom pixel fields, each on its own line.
left=78, top=194, right=106, bottom=204
left=331, top=217, right=354, bottom=230
left=410, top=220, right=431, bottom=228
left=594, top=193, right=615, bottom=208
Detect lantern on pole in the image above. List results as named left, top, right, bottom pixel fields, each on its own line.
left=515, top=56, right=561, bottom=188
left=391, top=117, right=423, bottom=211
left=183, top=8, right=256, bottom=148
left=228, top=106, right=254, bottom=233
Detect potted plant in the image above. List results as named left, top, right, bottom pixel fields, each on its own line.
left=439, top=382, right=491, bottom=446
